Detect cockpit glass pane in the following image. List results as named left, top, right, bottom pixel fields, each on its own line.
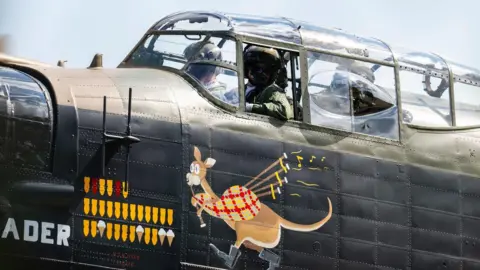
left=392, top=46, right=449, bottom=77
left=152, top=12, right=230, bottom=31
left=224, top=13, right=302, bottom=45
left=185, top=62, right=240, bottom=107
left=392, top=46, right=453, bottom=127
left=453, top=82, right=480, bottom=126
left=447, top=59, right=480, bottom=86
left=0, top=66, right=50, bottom=122
left=124, top=34, right=236, bottom=71
left=306, top=51, right=399, bottom=140
left=290, top=19, right=393, bottom=62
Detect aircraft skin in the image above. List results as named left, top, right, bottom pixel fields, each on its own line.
left=0, top=11, right=480, bottom=270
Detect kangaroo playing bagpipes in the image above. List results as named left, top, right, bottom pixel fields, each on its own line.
left=186, top=146, right=332, bottom=270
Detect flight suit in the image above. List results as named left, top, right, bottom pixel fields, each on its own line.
left=206, top=81, right=233, bottom=104
left=246, top=83, right=293, bottom=121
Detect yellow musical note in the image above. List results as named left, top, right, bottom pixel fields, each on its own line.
left=145, top=206, right=151, bottom=223
left=130, top=204, right=136, bottom=221
left=114, top=224, right=120, bottom=241
left=91, top=220, right=97, bottom=238
left=129, top=226, right=135, bottom=243
left=99, top=179, right=105, bottom=196
left=296, top=156, right=303, bottom=168
left=309, top=156, right=316, bottom=163
left=138, top=205, right=144, bottom=222
left=160, top=208, right=166, bottom=225
left=83, top=198, right=90, bottom=215
left=107, top=201, right=113, bottom=218
left=107, top=180, right=113, bottom=196
left=99, top=200, right=105, bottom=217
left=145, top=228, right=151, bottom=245
left=152, top=207, right=158, bottom=224
left=122, top=225, right=128, bottom=242
left=84, top=177, right=90, bottom=193
left=122, top=203, right=128, bottom=220
left=83, top=220, right=89, bottom=237
left=167, top=209, right=174, bottom=226
left=91, top=199, right=98, bottom=216
left=107, top=223, right=113, bottom=240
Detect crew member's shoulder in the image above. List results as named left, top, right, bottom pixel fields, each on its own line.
left=265, top=83, right=287, bottom=93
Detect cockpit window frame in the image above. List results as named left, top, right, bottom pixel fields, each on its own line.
left=120, top=11, right=480, bottom=144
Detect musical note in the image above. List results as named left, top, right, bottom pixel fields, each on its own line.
left=296, top=156, right=303, bottom=168
left=309, top=156, right=316, bottom=163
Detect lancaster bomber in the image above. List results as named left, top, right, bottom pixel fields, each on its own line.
left=0, top=10, right=480, bottom=270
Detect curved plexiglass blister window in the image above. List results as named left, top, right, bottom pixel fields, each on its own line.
left=306, top=51, right=398, bottom=140
left=290, top=19, right=394, bottom=62
left=225, top=13, right=302, bottom=45
left=392, top=46, right=453, bottom=127
left=0, top=66, right=53, bottom=169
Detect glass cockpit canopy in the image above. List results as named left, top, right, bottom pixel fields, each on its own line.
left=143, top=11, right=480, bottom=102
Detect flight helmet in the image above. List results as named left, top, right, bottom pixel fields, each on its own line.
left=183, top=41, right=223, bottom=80
left=243, top=45, right=282, bottom=87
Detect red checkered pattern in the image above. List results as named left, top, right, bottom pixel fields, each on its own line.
left=193, top=185, right=261, bottom=221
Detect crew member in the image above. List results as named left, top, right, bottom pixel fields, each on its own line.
left=183, top=41, right=231, bottom=103
left=242, top=45, right=293, bottom=121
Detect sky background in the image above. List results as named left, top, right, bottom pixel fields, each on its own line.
left=0, top=0, right=479, bottom=68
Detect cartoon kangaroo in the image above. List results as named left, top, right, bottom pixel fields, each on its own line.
left=186, top=146, right=332, bottom=270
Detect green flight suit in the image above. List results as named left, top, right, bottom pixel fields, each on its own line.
left=247, top=83, right=293, bottom=121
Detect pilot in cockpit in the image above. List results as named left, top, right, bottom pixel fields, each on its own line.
left=183, top=41, right=230, bottom=103
left=241, top=45, right=293, bottom=120
left=317, top=62, right=377, bottom=116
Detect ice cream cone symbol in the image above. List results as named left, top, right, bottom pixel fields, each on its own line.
left=99, top=200, right=105, bottom=217
left=138, top=205, right=144, bottom=222
left=167, top=209, right=173, bottom=226
left=83, top=220, right=89, bottom=237
left=114, top=224, right=120, bottom=241
left=107, top=201, right=113, bottom=218
left=107, top=180, right=113, bottom=196
left=158, top=229, right=166, bottom=246
left=84, top=177, right=90, bottom=193
left=106, top=223, right=113, bottom=240
left=83, top=198, right=90, bottom=215
left=152, top=207, right=158, bottom=224
left=152, top=228, right=158, bottom=245
left=122, top=225, right=128, bottom=242
left=122, top=203, right=128, bottom=220
left=166, top=229, right=175, bottom=247
left=130, top=204, right=136, bottom=221
left=145, top=228, right=151, bottom=245
left=160, top=208, right=166, bottom=225
left=99, top=178, right=105, bottom=195
left=129, top=226, right=135, bottom=243
left=91, top=199, right=98, bottom=216
left=97, top=220, right=106, bottom=237
left=145, top=206, right=151, bottom=223
left=91, top=220, right=97, bottom=238
left=136, top=225, right=144, bottom=243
